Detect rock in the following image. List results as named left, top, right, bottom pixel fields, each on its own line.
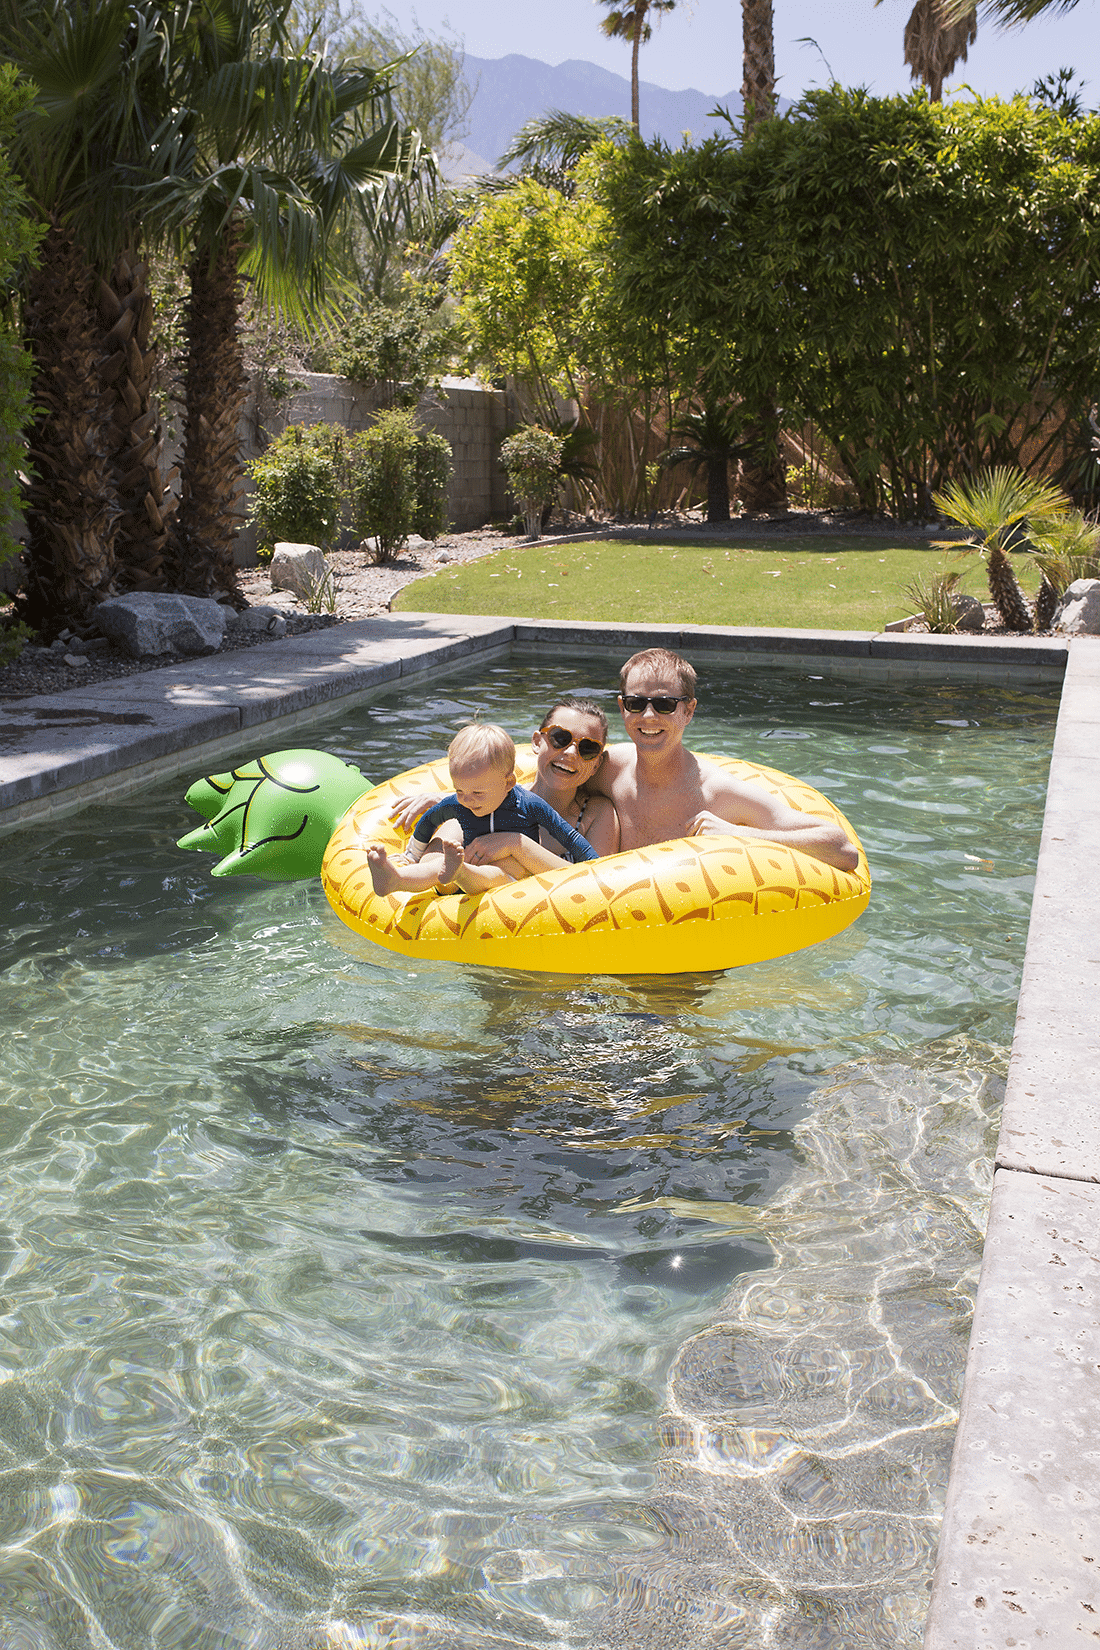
left=95, top=593, right=228, bottom=658
left=63, top=654, right=89, bottom=668
left=226, top=605, right=288, bottom=638
left=1052, top=578, right=1100, bottom=635
left=270, top=542, right=331, bottom=598
left=435, top=549, right=454, bottom=564
left=951, top=593, right=985, bottom=631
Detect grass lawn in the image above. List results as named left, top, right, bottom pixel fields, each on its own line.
left=393, top=532, right=1038, bottom=630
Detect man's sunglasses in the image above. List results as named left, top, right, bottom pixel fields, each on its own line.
left=620, top=694, right=692, bottom=716
left=540, top=724, right=605, bottom=761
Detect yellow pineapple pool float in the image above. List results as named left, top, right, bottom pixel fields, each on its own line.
left=321, top=751, right=870, bottom=976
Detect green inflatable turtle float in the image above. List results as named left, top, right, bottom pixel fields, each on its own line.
left=178, top=749, right=372, bottom=879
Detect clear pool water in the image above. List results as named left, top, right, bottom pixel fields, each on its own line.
left=0, top=654, right=1056, bottom=1649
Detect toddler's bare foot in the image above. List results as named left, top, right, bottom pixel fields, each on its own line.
left=437, top=837, right=463, bottom=887
left=367, top=844, right=404, bottom=896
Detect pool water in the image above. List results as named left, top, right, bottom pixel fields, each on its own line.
left=0, top=654, right=1056, bottom=1649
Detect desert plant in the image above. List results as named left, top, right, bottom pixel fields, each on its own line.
left=903, top=570, right=962, bottom=633
left=300, top=565, right=337, bottom=613
left=500, top=425, right=564, bottom=539
left=1026, top=510, right=1100, bottom=628
left=661, top=398, right=746, bottom=523
left=347, top=408, right=451, bottom=561
left=933, top=466, right=1069, bottom=632
left=247, top=423, right=343, bottom=558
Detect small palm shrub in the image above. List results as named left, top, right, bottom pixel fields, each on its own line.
left=1026, top=511, right=1100, bottom=628
left=500, top=426, right=564, bottom=540
left=247, top=423, right=343, bottom=561
left=933, top=467, right=1069, bottom=633
left=347, top=410, right=452, bottom=562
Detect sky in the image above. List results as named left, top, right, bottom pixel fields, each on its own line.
left=397, top=0, right=1095, bottom=103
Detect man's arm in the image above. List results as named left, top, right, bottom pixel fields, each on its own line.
left=693, top=771, right=860, bottom=873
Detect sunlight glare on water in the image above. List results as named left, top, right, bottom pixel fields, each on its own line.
left=0, top=653, right=1055, bottom=1648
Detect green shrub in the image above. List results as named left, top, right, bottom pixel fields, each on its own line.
left=347, top=409, right=452, bottom=562
left=413, top=427, right=452, bottom=540
left=317, top=286, right=456, bottom=408
left=500, top=425, right=564, bottom=539
left=246, top=423, right=343, bottom=559
left=903, top=570, right=962, bottom=633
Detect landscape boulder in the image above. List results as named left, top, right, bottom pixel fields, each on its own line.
left=1052, top=578, right=1100, bottom=636
left=951, top=593, right=985, bottom=631
left=226, top=605, right=287, bottom=638
left=270, top=542, right=331, bottom=599
left=95, top=593, right=227, bottom=658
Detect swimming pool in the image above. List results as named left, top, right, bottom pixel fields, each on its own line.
left=0, top=653, right=1056, bottom=1648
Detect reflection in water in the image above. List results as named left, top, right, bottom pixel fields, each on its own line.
left=0, top=657, right=1054, bottom=1647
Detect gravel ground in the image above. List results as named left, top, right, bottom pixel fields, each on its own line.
left=0, top=527, right=520, bottom=703
left=0, top=513, right=1031, bottom=703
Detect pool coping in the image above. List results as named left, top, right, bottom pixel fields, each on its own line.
left=0, top=613, right=1094, bottom=1644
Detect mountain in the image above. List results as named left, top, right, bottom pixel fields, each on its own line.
left=458, top=53, right=751, bottom=171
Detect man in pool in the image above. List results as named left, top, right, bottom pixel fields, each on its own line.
left=585, top=647, right=860, bottom=872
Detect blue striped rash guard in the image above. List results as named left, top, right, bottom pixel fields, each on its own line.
left=412, top=784, right=599, bottom=863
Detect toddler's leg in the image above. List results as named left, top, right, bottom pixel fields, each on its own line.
left=367, top=845, right=440, bottom=896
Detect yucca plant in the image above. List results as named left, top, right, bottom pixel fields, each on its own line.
left=1026, top=511, right=1100, bottom=629
left=932, top=466, right=1069, bottom=633
left=903, top=570, right=962, bottom=633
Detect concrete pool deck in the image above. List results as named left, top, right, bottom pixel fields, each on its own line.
left=0, top=613, right=1095, bottom=1645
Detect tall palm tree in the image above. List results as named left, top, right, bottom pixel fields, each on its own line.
left=2, top=0, right=173, bottom=622
left=943, top=0, right=1078, bottom=18
left=737, top=0, right=787, bottom=513
left=741, top=0, right=776, bottom=133
left=876, top=0, right=978, bottom=102
left=139, top=0, right=426, bottom=597
left=597, top=0, right=675, bottom=131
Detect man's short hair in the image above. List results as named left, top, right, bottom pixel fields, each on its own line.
left=448, top=722, right=516, bottom=774
left=619, top=648, right=697, bottom=699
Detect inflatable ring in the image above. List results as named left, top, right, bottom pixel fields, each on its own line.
left=321, top=752, right=870, bottom=975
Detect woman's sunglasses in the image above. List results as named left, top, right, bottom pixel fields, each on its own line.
left=540, top=724, right=605, bottom=761
left=620, top=694, right=692, bottom=716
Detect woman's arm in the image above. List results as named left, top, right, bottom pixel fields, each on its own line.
left=578, top=793, right=620, bottom=858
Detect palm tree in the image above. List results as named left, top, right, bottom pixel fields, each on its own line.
left=597, top=0, right=675, bottom=132
left=139, top=1, right=427, bottom=597
left=876, top=0, right=978, bottom=102
left=2, top=0, right=175, bottom=623
left=737, top=0, right=787, bottom=513
left=741, top=0, right=776, bottom=133
left=943, top=0, right=1078, bottom=19
left=932, top=466, right=1069, bottom=632
left=661, top=397, right=747, bottom=522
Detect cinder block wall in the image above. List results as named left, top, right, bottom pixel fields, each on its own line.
left=237, top=372, right=512, bottom=560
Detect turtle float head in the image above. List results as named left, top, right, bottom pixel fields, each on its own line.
left=178, top=749, right=372, bottom=879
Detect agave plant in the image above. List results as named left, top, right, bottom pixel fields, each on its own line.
left=903, top=570, right=962, bottom=633
left=932, top=466, right=1069, bottom=633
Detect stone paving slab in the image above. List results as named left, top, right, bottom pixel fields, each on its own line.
left=995, top=642, right=1100, bottom=1185
left=0, top=616, right=514, bottom=822
left=923, top=1170, right=1100, bottom=1647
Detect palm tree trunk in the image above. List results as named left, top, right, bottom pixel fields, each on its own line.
left=98, top=249, right=179, bottom=590
left=631, top=16, right=641, bottom=130
left=168, top=223, right=247, bottom=599
left=741, top=0, right=776, bottom=134
left=737, top=0, right=787, bottom=514
left=21, top=218, right=120, bottom=627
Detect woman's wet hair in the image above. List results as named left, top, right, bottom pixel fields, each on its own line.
left=540, top=694, right=608, bottom=743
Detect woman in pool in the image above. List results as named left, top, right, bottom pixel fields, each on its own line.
left=392, top=695, right=619, bottom=888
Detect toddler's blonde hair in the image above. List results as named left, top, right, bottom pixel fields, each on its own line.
left=448, top=722, right=516, bottom=775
